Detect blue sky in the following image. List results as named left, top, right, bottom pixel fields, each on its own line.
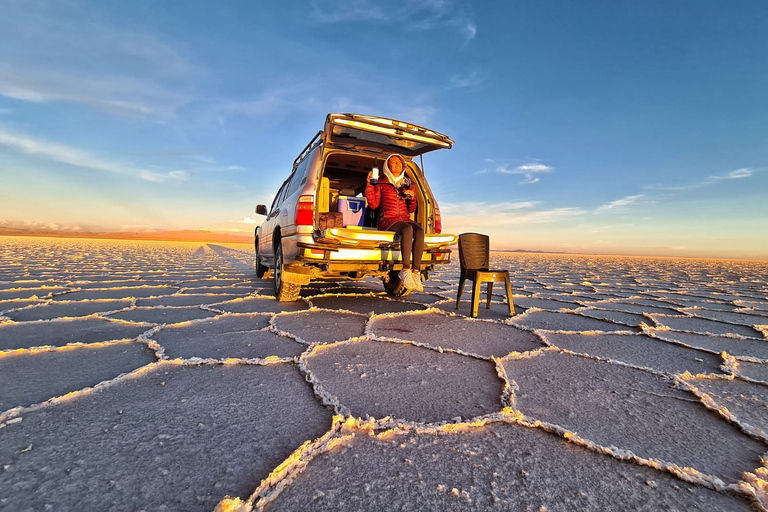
left=0, top=0, right=766, bottom=259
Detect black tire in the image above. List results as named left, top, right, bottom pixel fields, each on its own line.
left=274, top=241, right=301, bottom=301
left=255, top=238, right=268, bottom=278
left=383, top=270, right=411, bottom=297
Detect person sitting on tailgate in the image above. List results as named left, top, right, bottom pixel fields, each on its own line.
left=365, top=153, right=424, bottom=292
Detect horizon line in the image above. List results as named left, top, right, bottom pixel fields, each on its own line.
left=1, top=229, right=765, bottom=262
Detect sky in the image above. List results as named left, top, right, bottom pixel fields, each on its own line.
left=0, top=0, right=766, bottom=260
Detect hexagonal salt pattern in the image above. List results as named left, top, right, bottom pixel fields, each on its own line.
left=0, top=364, right=332, bottom=512
left=1, top=237, right=767, bottom=511
left=5, top=299, right=133, bottom=321
left=0, top=318, right=150, bottom=351
left=504, top=351, right=765, bottom=484
left=151, top=314, right=305, bottom=360
left=370, top=311, right=544, bottom=358
left=303, top=339, right=504, bottom=423
left=542, top=332, right=723, bottom=375
left=267, top=423, right=753, bottom=511
left=0, top=342, right=156, bottom=411
left=682, top=376, right=768, bottom=438
left=272, top=310, right=367, bottom=344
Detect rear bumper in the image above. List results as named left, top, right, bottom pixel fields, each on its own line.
left=296, top=242, right=450, bottom=264
left=281, top=228, right=455, bottom=278
left=318, top=226, right=457, bottom=248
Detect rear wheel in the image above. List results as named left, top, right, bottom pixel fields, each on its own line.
left=255, top=238, right=268, bottom=278
left=274, top=241, right=301, bottom=301
left=383, top=270, right=411, bottom=297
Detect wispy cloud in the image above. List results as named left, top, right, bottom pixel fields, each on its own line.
left=208, top=90, right=311, bottom=121
left=208, top=82, right=438, bottom=128
left=495, top=162, right=554, bottom=185
left=310, top=0, right=387, bottom=22
left=591, top=223, right=635, bottom=233
left=595, top=194, right=646, bottom=213
left=704, top=167, right=754, bottom=183
left=644, top=167, right=758, bottom=192
left=311, top=0, right=476, bottom=42
left=462, top=22, right=477, bottom=42
left=0, top=128, right=191, bottom=183
left=120, top=225, right=157, bottom=233
left=0, top=219, right=84, bottom=231
left=0, top=66, right=191, bottom=119
left=441, top=201, right=586, bottom=228
left=0, top=7, right=195, bottom=120
left=447, top=70, right=485, bottom=89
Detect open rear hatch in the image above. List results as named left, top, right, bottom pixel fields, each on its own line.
left=325, top=113, right=454, bottom=157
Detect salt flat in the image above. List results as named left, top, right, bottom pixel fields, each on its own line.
left=1, top=237, right=767, bottom=511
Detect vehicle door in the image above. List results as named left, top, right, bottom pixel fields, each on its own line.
left=259, top=178, right=291, bottom=267
left=325, top=113, right=454, bottom=157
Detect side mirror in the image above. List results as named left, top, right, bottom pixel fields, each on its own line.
left=255, top=205, right=268, bottom=216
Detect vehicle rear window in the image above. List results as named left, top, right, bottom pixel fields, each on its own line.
left=331, top=125, right=432, bottom=153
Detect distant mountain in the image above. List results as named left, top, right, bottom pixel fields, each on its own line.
left=0, top=228, right=253, bottom=244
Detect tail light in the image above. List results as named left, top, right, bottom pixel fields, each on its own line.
left=295, top=195, right=314, bottom=225
left=434, top=209, right=442, bottom=234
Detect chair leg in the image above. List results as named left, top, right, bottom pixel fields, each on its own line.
left=504, top=276, right=514, bottom=316
left=471, top=279, right=481, bottom=318
left=486, top=282, right=493, bottom=309
left=456, top=276, right=466, bottom=308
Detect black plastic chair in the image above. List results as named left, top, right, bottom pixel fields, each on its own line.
left=456, top=233, right=514, bottom=318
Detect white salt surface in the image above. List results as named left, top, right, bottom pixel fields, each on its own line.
left=0, top=317, right=149, bottom=350
left=267, top=423, right=751, bottom=511
left=370, top=311, right=544, bottom=358
left=153, top=315, right=305, bottom=360
left=652, top=315, right=764, bottom=338
left=505, top=351, right=766, bottom=484
left=647, top=331, right=768, bottom=359
left=543, top=332, right=723, bottom=375
left=107, top=305, right=219, bottom=324
left=0, top=364, right=333, bottom=511
left=303, top=339, right=504, bottom=422
left=731, top=361, right=768, bottom=383
left=6, top=299, right=134, bottom=321
left=1, top=237, right=766, bottom=511
left=513, top=310, right=640, bottom=333
left=685, top=377, right=768, bottom=439
left=434, top=298, right=525, bottom=319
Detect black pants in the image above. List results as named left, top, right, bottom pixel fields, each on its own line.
left=390, top=221, right=425, bottom=270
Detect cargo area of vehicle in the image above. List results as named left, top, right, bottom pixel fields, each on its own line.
left=316, top=152, right=432, bottom=232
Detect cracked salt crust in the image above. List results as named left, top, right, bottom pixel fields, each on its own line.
left=368, top=309, right=545, bottom=359
left=542, top=331, right=724, bottom=376
left=2, top=238, right=768, bottom=511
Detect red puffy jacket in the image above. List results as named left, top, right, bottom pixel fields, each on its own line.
left=365, top=175, right=417, bottom=231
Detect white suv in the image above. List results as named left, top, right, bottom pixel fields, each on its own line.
left=255, top=113, right=457, bottom=301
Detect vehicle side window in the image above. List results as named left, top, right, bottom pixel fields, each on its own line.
left=287, top=159, right=310, bottom=197
left=270, top=179, right=291, bottom=214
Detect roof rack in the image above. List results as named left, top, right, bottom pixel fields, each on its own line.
left=293, top=130, right=323, bottom=169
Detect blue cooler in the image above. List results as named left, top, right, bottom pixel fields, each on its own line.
left=337, top=197, right=366, bottom=227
